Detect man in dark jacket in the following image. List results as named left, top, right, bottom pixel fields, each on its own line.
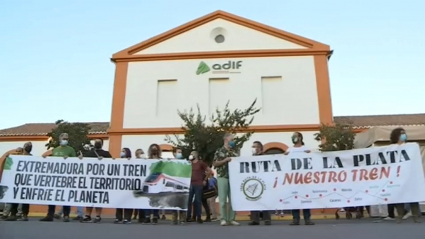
left=79, top=138, right=112, bottom=223
left=248, top=141, right=271, bottom=225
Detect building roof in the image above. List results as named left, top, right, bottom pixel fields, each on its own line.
left=111, top=10, right=331, bottom=62
left=0, top=114, right=424, bottom=136
left=0, top=122, right=109, bottom=136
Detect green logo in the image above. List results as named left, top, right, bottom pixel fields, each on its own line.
left=196, top=61, right=210, bottom=75
left=240, top=176, right=266, bottom=201
left=3, top=157, right=13, bottom=170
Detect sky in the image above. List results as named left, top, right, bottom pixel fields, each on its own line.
left=0, top=0, right=424, bottom=130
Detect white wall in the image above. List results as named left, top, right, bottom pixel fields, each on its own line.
left=121, top=131, right=320, bottom=158
left=135, top=18, right=305, bottom=55
left=124, top=56, right=319, bottom=128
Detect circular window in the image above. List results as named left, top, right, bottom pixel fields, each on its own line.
left=215, top=34, right=225, bottom=43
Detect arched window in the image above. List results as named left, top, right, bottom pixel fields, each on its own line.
left=264, top=148, right=285, bottom=155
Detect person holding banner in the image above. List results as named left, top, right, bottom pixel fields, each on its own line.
left=388, top=127, right=421, bottom=223
left=249, top=141, right=272, bottom=226
left=143, top=144, right=162, bottom=224
left=133, top=148, right=146, bottom=222
left=39, top=133, right=76, bottom=222
left=79, top=138, right=112, bottom=223
left=284, top=132, right=315, bottom=226
left=171, top=147, right=186, bottom=225
left=114, top=148, right=134, bottom=224
left=186, top=151, right=211, bottom=224
left=1, top=143, right=32, bottom=221
left=213, top=133, right=240, bottom=226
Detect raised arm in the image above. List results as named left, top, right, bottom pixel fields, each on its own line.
left=42, top=150, right=53, bottom=158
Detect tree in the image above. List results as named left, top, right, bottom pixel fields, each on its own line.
left=165, top=100, right=260, bottom=165
left=314, top=123, right=356, bottom=152
left=45, top=120, right=92, bottom=154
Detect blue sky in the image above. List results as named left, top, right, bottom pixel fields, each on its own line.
left=0, top=0, right=424, bottom=129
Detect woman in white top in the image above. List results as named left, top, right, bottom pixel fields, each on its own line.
left=284, top=132, right=314, bottom=226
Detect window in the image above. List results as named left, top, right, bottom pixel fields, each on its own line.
left=215, top=34, right=225, bottom=43
left=261, top=76, right=283, bottom=115
left=209, top=78, right=230, bottom=115
left=156, top=79, right=178, bottom=117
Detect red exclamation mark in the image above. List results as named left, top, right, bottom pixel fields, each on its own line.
left=273, top=177, right=278, bottom=188
left=397, top=166, right=401, bottom=177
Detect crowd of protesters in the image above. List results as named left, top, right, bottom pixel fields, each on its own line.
left=0, top=128, right=421, bottom=225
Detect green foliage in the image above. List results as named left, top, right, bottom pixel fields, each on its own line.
left=165, top=100, right=260, bottom=165
left=314, top=123, right=356, bottom=152
left=45, top=120, right=92, bottom=153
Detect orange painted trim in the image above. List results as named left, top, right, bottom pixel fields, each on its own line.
left=108, top=135, right=122, bottom=158
left=264, top=142, right=289, bottom=152
left=159, top=144, right=173, bottom=151
left=107, top=124, right=321, bottom=135
left=109, top=62, right=128, bottom=132
left=0, top=134, right=108, bottom=142
left=314, top=55, right=333, bottom=125
left=112, top=10, right=330, bottom=60
left=112, top=49, right=331, bottom=63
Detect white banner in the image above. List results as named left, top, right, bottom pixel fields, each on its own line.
left=229, top=143, right=425, bottom=210
left=0, top=156, right=192, bottom=210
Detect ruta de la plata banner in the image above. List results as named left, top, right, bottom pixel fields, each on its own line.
left=229, top=143, right=425, bottom=211
left=0, top=157, right=192, bottom=210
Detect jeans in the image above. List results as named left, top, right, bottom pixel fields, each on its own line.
left=292, top=209, right=311, bottom=220
left=144, top=209, right=159, bottom=219
left=56, top=206, right=83, bottom=217
left=115, top=208, right=133, bottom=221
left=48, top=205, right=70, bottom=217
left=217, top=177, right=235, bottom=222
left=187, top=185, right=203, bottom=218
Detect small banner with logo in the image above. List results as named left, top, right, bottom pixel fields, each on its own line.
left=228, top=143, right=425, bottom=210
left=0, top=157, right=191, bottom=209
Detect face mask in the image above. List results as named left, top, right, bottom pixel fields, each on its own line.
left=140, top=154, right=146, bottom=159
left=175, top=153, right=183, bottom=159
left=400, top=134, right=407, bottom=142
left=120, top=152, right=126, bottom=158
left=228, top=141, right=236, bottom=148
left=24, top=145, right=32, bottom=153
left=188, top=155, right=194, bottom=161
left=251, top=148, right=257, bottom=155
left=292, top=137, right=299, bottom=144
left=60, top=140, right=68, bottom=146
left=94, top=142, right=102, bottom=149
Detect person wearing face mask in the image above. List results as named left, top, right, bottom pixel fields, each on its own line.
left=114, top=148, right=134, bottom=224
left=186, top=151, right=211, bottom=223
left=385, top=128, right=421, bottom=223
left=135, top=149, right=146, bottom=159
left=171, top=148, right=186, bottom=224
left=40, top=133, right=76, bottom=222
left=285, top=132, right=314, bottom=226
left=132, top=148, right=146, bottom=221
left=78, top=139, right=112, bottom=223
left=213, top=133, right=240, bottom=226
left=249, top=141, right=272, bottom=225
left=143, top=144, right=162, bottom=224
left=2, top=143, right=32, bottom=221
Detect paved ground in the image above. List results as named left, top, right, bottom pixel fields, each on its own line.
left=1, top=218, right=424, bottom=239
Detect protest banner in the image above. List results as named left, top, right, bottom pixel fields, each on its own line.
left=229, top=143, right=425, bottom=211
left=0, top=157, right=191, bottom=209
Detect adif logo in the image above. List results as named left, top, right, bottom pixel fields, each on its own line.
left=196, top=61, right=210, bottom=75
left=196, top=61, right=243, bottom=75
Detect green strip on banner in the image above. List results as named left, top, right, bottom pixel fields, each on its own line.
left=149, top=161, right=192, bottom=178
